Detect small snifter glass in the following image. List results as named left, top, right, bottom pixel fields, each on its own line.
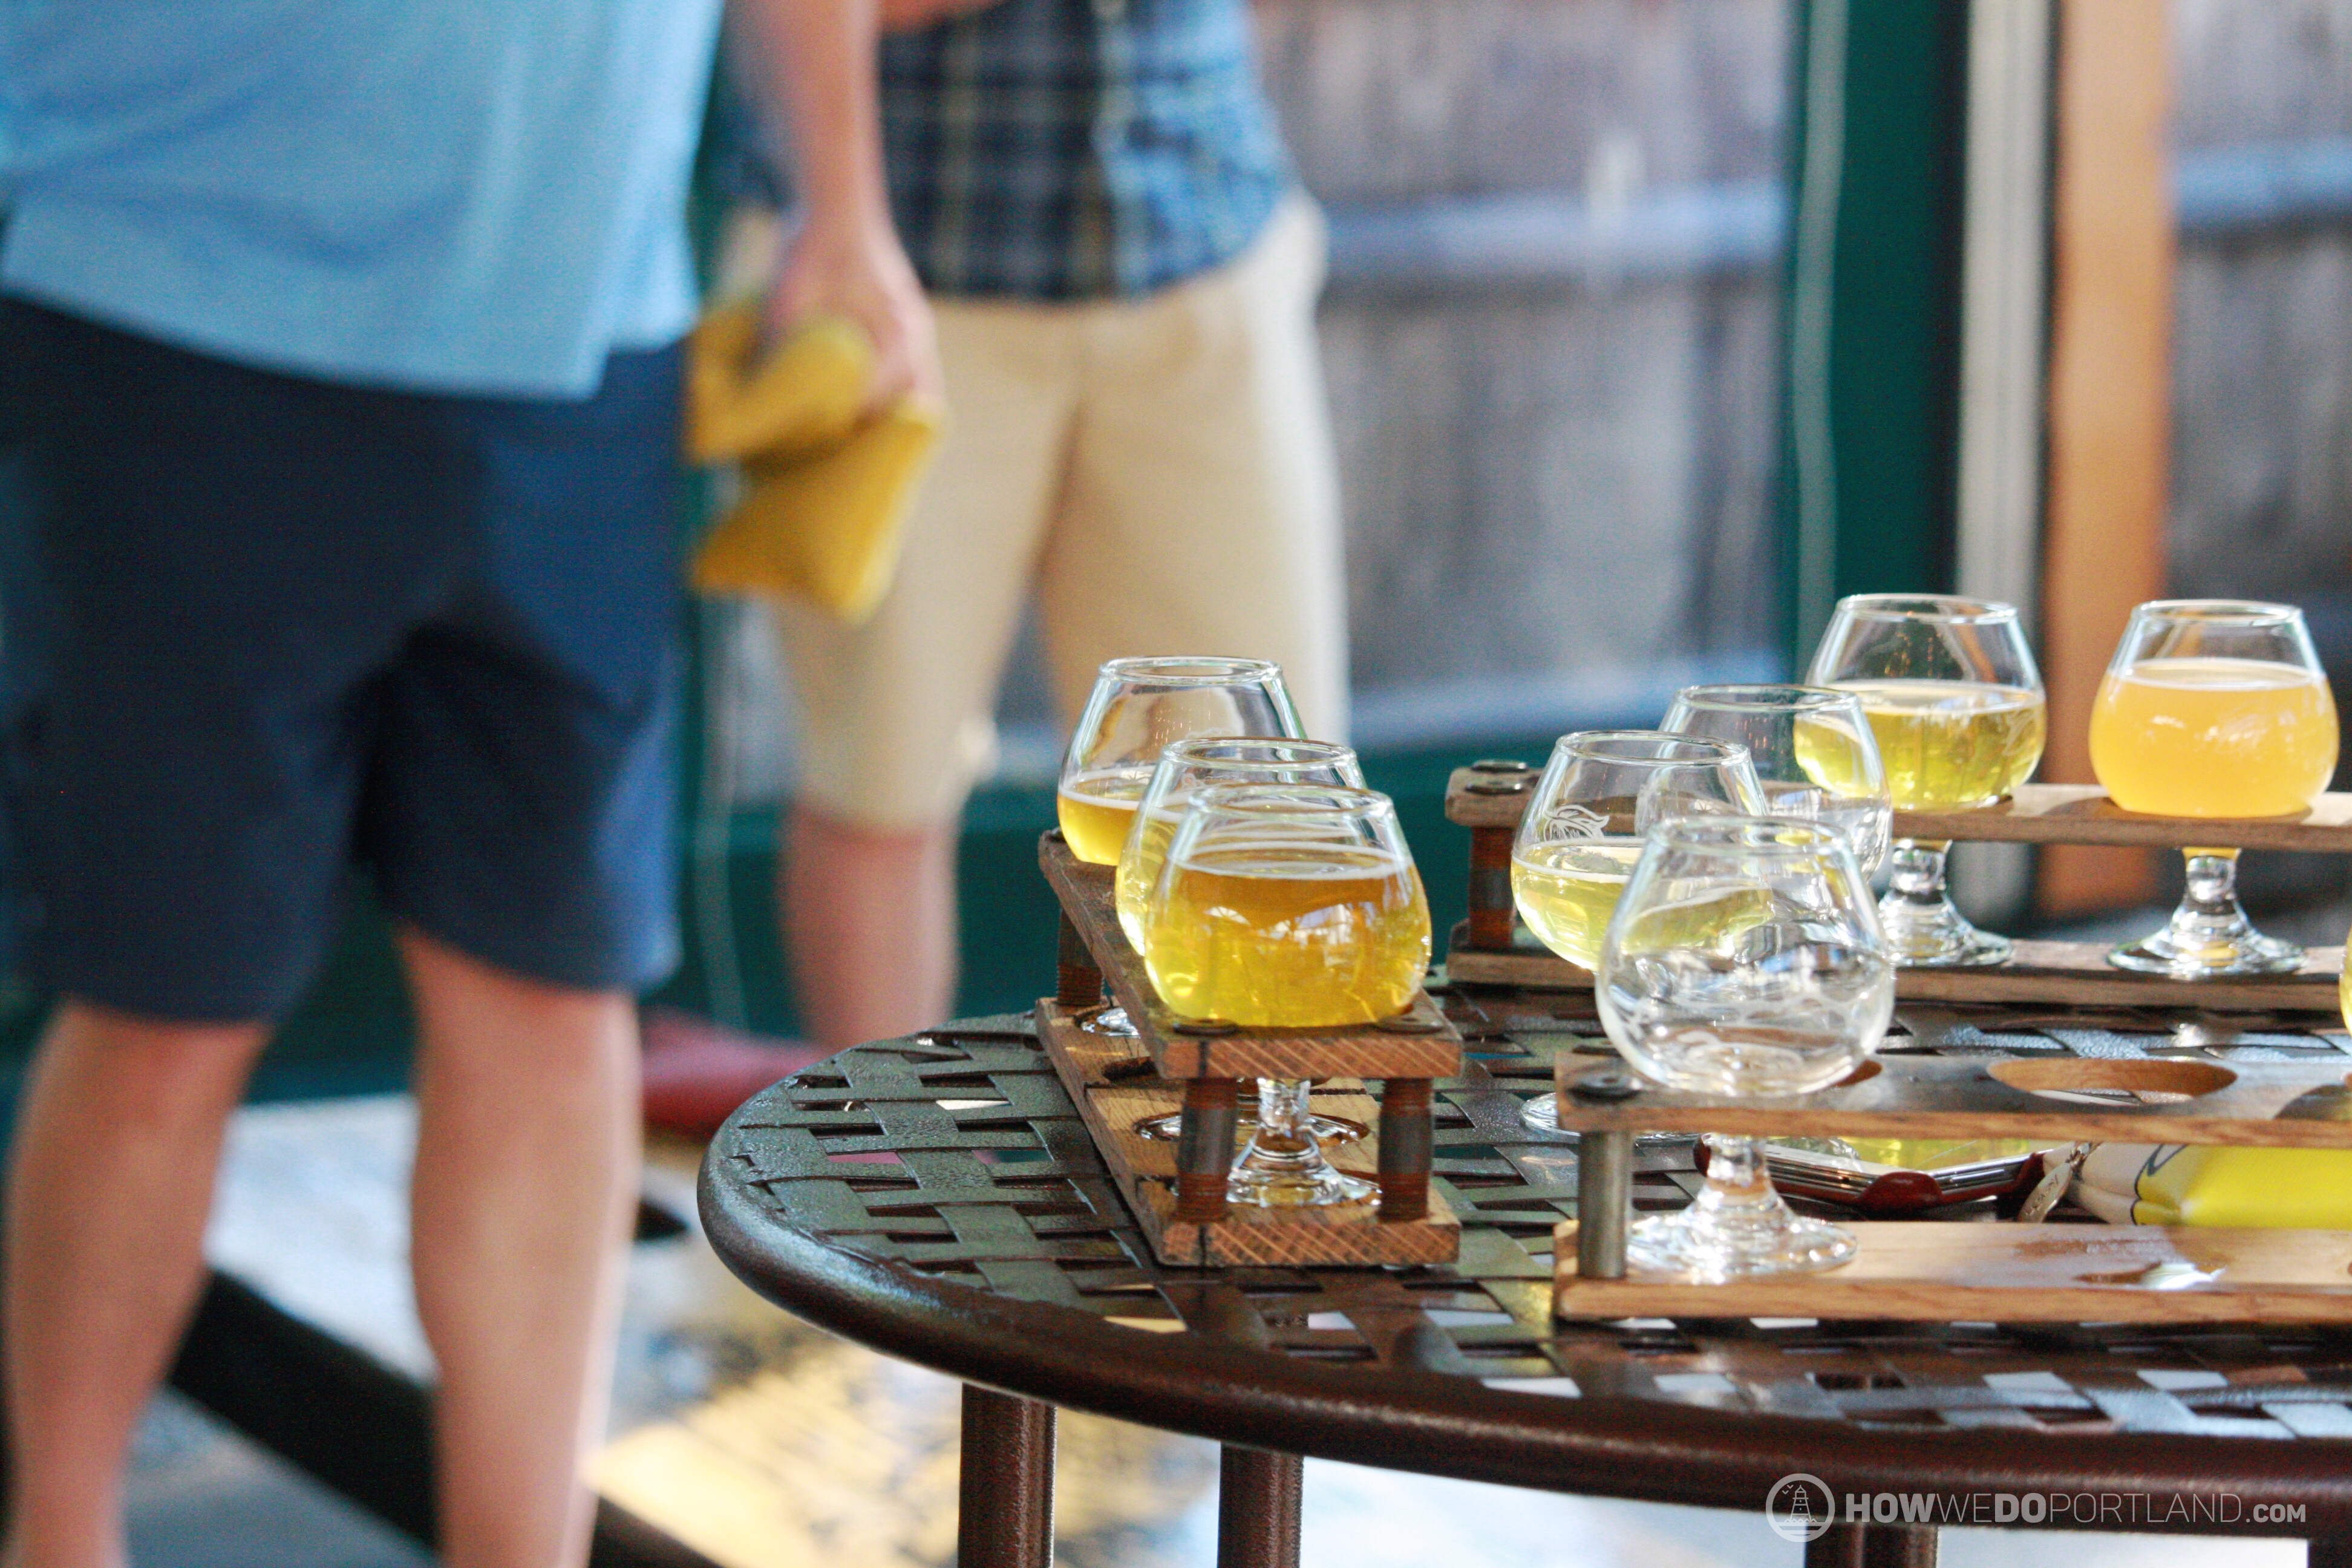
left=1806, top=595, right=2046, bottom=966
left=2089, top=599, right=2339, bottom=976
left=1118, top=738, right=1367, bottom=1146
left=1509, top=731, right=1765, bottom=1134
left=1660, top=684, right=1892, bottom=873
left=1058, top=656, right=1303, bottom=1035
left=1144, top=783, right=1430, bottom=1206
left=1595, top=816, right=1895, bottom=1278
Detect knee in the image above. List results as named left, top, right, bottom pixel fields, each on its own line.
left=788, top=803, right=959, bottom=878
left=34, top=999, right=269, bottom=1123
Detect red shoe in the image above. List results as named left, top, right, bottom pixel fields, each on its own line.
left=639, top=1008, right=828, bottom=1140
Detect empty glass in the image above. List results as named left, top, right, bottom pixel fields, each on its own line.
left=1145, top=783, right=1430, bottom=1206
left=2090, top=599, right=2340, bottom=976
left=1661, top=685, right=1892, bottom=873
left=1807, top=594, right=2046, bottom=966
left=1510, top=731, right=1765, bottom=1134
left=1596, top=816, right=1894, bottom=1278
left=1058, top=656, right=1302, bottom=1034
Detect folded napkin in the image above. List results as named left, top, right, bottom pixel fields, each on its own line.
left=685, top=301, right=943, bottom=624
left=2073, top=1143, right=2352, bottom=1227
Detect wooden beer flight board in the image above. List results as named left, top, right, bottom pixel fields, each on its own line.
left=1548, top=1052, right=2352, bottom=1322
left=1036, top=837, right=1460, bottom=1268
left=1446, top=771, right=2352, bottom=1011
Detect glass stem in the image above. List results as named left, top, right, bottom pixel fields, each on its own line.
left=1696, top=1134, right=1777, bottom=1219
left=2182, top=846, right=2243, bottom=919
left=1251, top=1079, right=1316, bottom=1168
left=1884, top=838, right=1952, bottom=909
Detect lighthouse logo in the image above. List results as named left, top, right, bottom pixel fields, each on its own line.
left=1767, top=1473, right=1836, bottom=1543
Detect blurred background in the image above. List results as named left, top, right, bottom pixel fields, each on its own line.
left=7, top=1, right=2351, bottom=1564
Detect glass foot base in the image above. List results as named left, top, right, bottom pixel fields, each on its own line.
left=1080, top=1007, right=1137, bottom=1037
left=1227, top=1161, right=1377, bottom=1207
left=1877, top=890, right=2011, bottom=968
left=1627, top=1208, right=1857, bottom=1281
left=1134, top=1110, right=1367, bottom=1143
left=2109, top=927, right=2304, bottom=978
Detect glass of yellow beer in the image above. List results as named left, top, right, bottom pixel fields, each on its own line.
left=1058, top=657, right=1303, bottom=1035
left=1807, top=594, right=2046, bottom=966
left=1510, top=731, right=1764, bottom=1135
left=1660, top=685, right=1892, bottom=873
left=1597, top=817, right=1894, bottom=1278
left=1057, top=656, right=1303, bottom=865
left=1144, top=783, right=1430, bottom=1206
left=1119, top=739, right=1367, bottom=1146
left=2091, top=599, right=2338, bottom=976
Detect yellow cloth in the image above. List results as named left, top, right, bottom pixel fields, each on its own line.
left=685, top=301, right=944, bottom=624
left=2074, top=1143, right=2352, bottom=1227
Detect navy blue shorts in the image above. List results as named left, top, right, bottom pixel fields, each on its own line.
left=0, top=299, right=683, bottom=1020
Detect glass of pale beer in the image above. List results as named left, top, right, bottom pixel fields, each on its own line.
left=2091, top=599, right=2338, bottom=976
left=1808, top=595, right=2046, bottom=966
left=1057, top=657, right=1302, bottom=1034
left=1510, top=731, right=1764, bottom=1134
left=1119, top=739, right=1367, bottom=1146
left=1661, top=684, right=1893, bottom=874
left=1144, top=783, right=1430, bottom=1206
left=1597, top=816, right=1893, bottom=1278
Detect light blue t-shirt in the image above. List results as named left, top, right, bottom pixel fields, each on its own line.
left=0, top=0, right=724, bottom=398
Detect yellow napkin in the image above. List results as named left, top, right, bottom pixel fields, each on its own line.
left=685, top=301, right=943, bottom=624
left=2074, top=1143, right=2352, bottom=1227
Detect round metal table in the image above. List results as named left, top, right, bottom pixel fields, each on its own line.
left=699, top=993, right=2352, bottom=1568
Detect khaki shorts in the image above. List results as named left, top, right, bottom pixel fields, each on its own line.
left=777, top=196, right=1350, bottom=829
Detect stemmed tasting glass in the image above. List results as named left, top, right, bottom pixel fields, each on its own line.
left=1118, top=738, right=1367, bottom=1145
left=1595, top=816, right=1895, bottom=1278
left=1807, top=595, right=2045, bottom=966
left=1058, top=656, right=1303, bottom=1034
left=1509, top=732, right=1766, bottom=1134
left=2089, top=600, right=2339, bottom=976
left=1144, top=783, right=1430, bottom=1207
left=1661, top=685, right=1892, bottom=874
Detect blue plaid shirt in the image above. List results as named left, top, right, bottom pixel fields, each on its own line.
left=880, top=0, right=1292, bottom=299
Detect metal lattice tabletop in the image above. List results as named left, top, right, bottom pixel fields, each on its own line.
left=699, top=989, right=2352, bottom=1556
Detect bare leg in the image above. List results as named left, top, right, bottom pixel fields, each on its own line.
left=2, top=1004, right=269, bottom=1568
left=782, top=804, right=958, bottom=1051
left=402, top=930, right=638, bottom=1568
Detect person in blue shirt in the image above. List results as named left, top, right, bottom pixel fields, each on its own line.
left=768, top=0, right=1350, bottom=1053
left=0, top=5, right=933, bottom=1566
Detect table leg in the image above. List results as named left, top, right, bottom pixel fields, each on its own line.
left=1806, top=1523, right=1938, bottom=1567
left=1056, top=911, right=1102, bottom=1011
left=958, top=1387, right=1055, bottom=1568
left=1575, top=1128, right=1632, bottom=1279
left=1217, top=1446, right=1302, bottom=1568
left=1376, top=1078, right=1433, bottom=1222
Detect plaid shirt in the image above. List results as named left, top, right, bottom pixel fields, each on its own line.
left=879, top=0, right=1292, bottom=299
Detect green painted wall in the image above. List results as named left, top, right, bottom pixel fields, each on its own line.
left=1780, top=0, right=1970, bottom=664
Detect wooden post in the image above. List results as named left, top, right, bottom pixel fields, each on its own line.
left=1175, top=1078, right=1241, bottom=1223
left=2038, top=0, right=2173, bottom=917
left=1375, top=1079, right=1433, bottom=1222
left=1055, top=910, right=1102, bottom=1011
